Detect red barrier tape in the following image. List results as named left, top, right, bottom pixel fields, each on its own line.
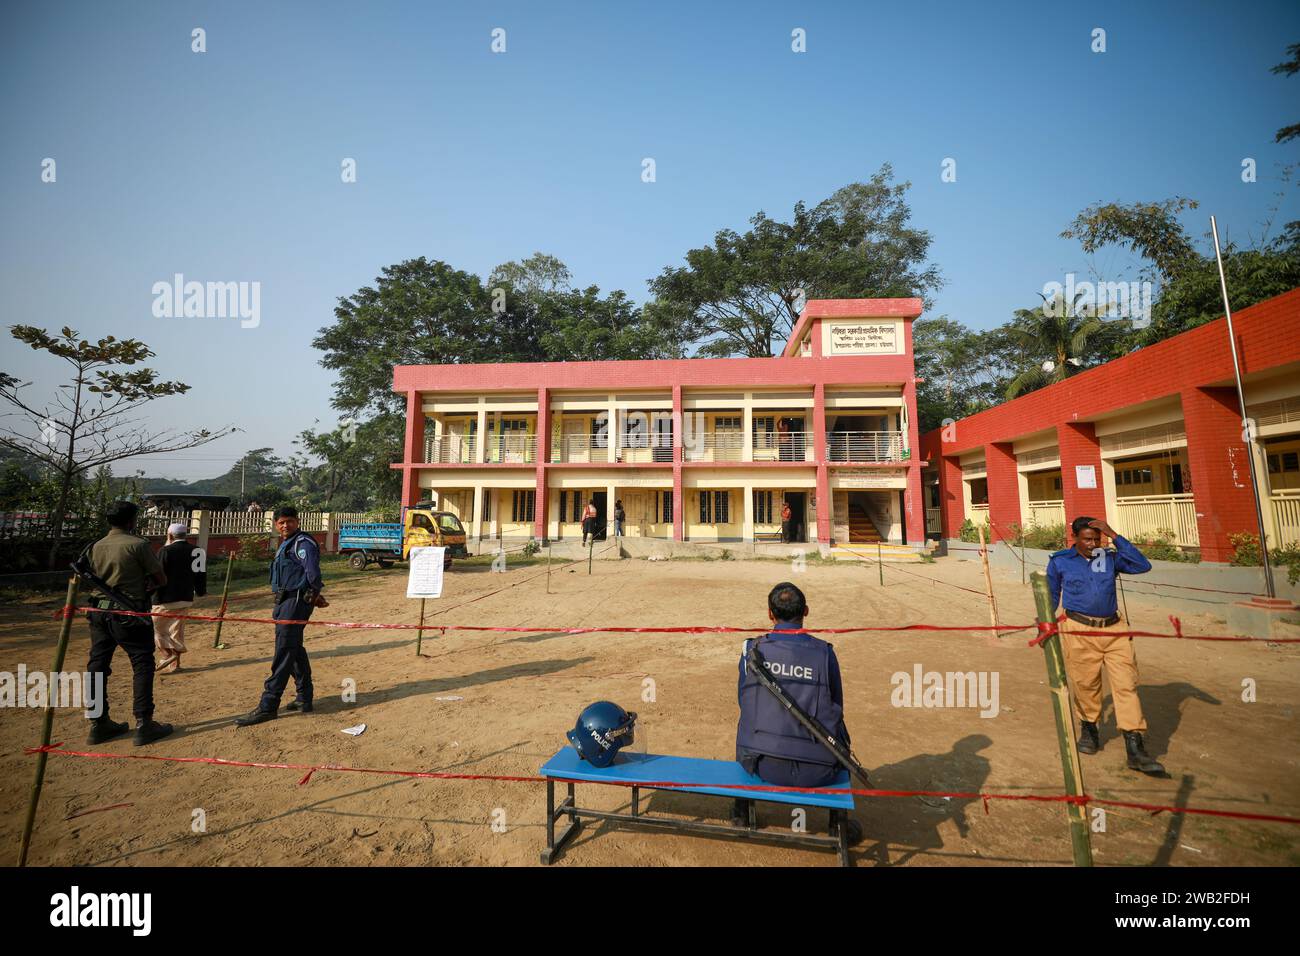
left=58, top=604, right=1299, bottom=643
left=23, top=743, right=1300, bottom=826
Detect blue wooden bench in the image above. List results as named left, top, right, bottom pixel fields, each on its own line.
left=539, top=748, right=857, bottom=866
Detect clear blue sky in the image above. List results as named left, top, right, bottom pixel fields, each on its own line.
left=2, top=0, right=1297, bottom=480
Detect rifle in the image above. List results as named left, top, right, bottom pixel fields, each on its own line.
left=70, top=544, right=148, bottom=615
left=745, top=638, right=872, bottom=790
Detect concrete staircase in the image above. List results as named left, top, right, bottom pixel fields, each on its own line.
left=848, top=503, right=883, bottom=544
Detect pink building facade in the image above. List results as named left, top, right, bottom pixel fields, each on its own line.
left=392, top=299, right=926, bottom=548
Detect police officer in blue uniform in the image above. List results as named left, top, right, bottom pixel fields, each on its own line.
left=1047, top=515, right=1163, bottom=774
left=734, top=582, right=849, bottom=821
left=236, top=506, right=328, bottom=726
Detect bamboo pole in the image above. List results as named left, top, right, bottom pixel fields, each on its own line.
left=212, top=552, right=235, bottom=649
left=588, top=536, right=594, bottom=575
left=877, top=543, right=884, bottom=585
left=977, top=524, right=1001, bottom=639
left=1030, top=571, right=1094, bottom=867
left=19, top=574, right=79, bottom=867
left=415, top=598, right=427, bottom=656
left=546, top=545, right=552, bottom=594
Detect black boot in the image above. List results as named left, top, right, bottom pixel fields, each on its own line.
left=1077, top=720, right=1101, bottom=755
left=235, top=707, right=277, bottom=727
left=1124, top=731, right=1165, bottom=775
left=87, top=716, right=129, bottom=745
left=285, top=699, right=313, bottom=713
left=134, top=720, right=174, bottom=746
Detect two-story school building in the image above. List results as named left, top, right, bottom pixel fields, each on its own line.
left=917, top=288, right=1300, bottom=564
left=391, top=299, right=927, bottom=548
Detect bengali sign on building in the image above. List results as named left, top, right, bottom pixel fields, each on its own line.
left=832, top=467, right=900, bottom=489
left=827, top=321, right=899, bottom=356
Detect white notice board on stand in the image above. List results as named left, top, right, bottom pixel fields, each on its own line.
left=406, top=547, right=446, bottom=599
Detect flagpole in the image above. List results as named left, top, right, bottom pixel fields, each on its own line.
left=1210, top=215, right=1275, bottom=598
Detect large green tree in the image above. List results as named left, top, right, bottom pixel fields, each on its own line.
left=648, top=165, right=943, bottom=358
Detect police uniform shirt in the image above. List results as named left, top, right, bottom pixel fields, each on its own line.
left=269, top=530, right=324, bottom=593
left=91, top=528, right=164, bottom=604
left=1047, top=535, right=1152, bottom=618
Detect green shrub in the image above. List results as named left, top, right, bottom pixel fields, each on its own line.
left=1002, top=521, right=1067, bottom=551
left=1129, top=530, right=1196, bottom=563
left=522, top=540, right=541, bottom=557
left=1230, top=532, right=1300, bottom=584
left=958, top=519, right=980, bottom=543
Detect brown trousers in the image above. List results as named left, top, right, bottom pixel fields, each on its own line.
left=1060, top=616, right=1147, bottom=733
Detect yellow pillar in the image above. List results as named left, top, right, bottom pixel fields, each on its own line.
left=742, top=483, right=754, bottom=541
left=472, top=485, right=484, bottom=543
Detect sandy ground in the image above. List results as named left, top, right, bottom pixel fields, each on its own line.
left=1, top=553, right=1298, bottom=868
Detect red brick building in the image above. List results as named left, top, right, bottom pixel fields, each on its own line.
left=918, top=289, right=1300, bottom=563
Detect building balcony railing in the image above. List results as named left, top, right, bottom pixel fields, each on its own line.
left=1113, top=493, right=1198, bottom=548
left=682, top=431, right=745, bottom=462
left=484, top=434, right=537, bottom=464
left=751, top=431, right=813, bottom=462
left=827, top=431, right=906, bottom=462
left=424, top=436, right=478, bottom=464
left=1272, top=489, right=1300, bottom=548
left=1025, top=499, right=1066, bottom=528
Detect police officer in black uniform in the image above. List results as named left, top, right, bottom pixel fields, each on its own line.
left=734, top=582, right=850, bottom=821
left=84, top=500, right=175, bottom=746
left=236, top=506, right=327, bottom=725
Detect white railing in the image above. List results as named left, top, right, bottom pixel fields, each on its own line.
left=683, top=431, right=745, bottom=462
left=207, top=511, right=273, bottom=534
left=425, top=435, right=477, bottom=463
left=968, top=504, right=990, bottom=527
left=752, top=431, right=813, bottom=462
left=1026, top=499, right=1066, bottom=528
left=139, top=510, right=194, bottom=536
left=553, top=434, right=610, bottom=463
left=1272, top=490, right=1300, bottom=548
left=484, top=434, right=537, bottom=464
left=1113, top=493, right=1199, bottom=548
left=617, top=434, right=675, bottom=464
left=827, top=431, right=906, bottom=462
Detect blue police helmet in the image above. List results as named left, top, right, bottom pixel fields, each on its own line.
left=566, top=700, right=637, bottom=768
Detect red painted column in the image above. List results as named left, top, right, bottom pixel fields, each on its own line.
left=401, top=390, right=424, bottom=507
left=1057, top=422, right=1107, bottom=537
left=1182, top=386, right=1261, bottom=563
left=902, top=370, right=925, bottom=544
left=534, top=387, right=550, bottom=541
left=814, top=383, right=831, bottom=544
left=672, top=385, right=684, bottom=541
left=984, top=441, right=1021, bottom=542
left=939, top=455, right=964, bottom=538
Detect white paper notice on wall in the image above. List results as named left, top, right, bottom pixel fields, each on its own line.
left=406, top=546, right=446, bottom=599
left=1075, top=465, right=1097, bottom=489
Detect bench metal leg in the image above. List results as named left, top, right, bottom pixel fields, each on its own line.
left=540, top=779, right=582, bottom=865
left=831, top=809, right=852, bottom=868
left=632, top=786, right=639, bottom=817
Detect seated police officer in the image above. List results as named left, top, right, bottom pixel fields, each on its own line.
left=1048, top=515, right=1163, bottom=774
left=236, top=506, right=328, bottom=726
left=734, top=582, right=850, bottom=821
left=85, top=500, right=175, bottom=746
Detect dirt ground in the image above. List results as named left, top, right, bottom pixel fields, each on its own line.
left=1, top=553, right=1297, bottom=868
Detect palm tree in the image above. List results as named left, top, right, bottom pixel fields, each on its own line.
left=1003, top=292, right=1117, bottom=399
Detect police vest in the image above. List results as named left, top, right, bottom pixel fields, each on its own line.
left=269, top=531, right=315, bottom=592
left=736, top=631, right=841, bottom=766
